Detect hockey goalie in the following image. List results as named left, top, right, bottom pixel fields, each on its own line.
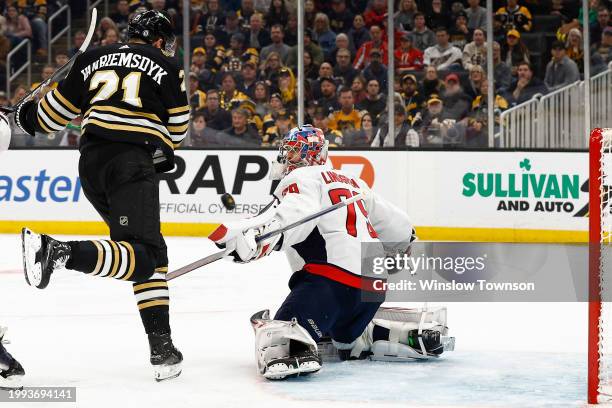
left=209, top=125, right=454, bottom=380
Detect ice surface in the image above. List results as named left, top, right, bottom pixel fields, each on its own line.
left=0, top=234, right=591, bottom=407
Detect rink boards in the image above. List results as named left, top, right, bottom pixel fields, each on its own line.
left=0, top=149, right=588, bottom=242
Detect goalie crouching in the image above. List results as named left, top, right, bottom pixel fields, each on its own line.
left=209, top=125, right=454, bottom=380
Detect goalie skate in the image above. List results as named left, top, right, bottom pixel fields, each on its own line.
left=22, top=228, right=71, bottom=289
left=251, top=310, right=321, bottom=380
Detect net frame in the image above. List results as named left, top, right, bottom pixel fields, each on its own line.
left=589, top=128, right=612, bottom=404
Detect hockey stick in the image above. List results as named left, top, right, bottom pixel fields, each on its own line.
left=167, top=192, right=364, bottom=280
left=0, top=8, right=98, bottom=114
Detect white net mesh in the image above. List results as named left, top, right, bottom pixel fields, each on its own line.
left=598, top=129, right=612, bottom=401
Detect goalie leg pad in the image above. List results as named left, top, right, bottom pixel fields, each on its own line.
left=251, top=310, right=321, bottom=380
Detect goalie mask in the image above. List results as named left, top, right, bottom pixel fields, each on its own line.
left=270, top=125, right=329, bottom=180
left=128, top=10, right=176, bottom=57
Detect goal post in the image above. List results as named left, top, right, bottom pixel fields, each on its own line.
left=589, top=128, right=612, bottom=404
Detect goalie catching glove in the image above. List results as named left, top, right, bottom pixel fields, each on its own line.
left=208, top=214, right=283, bottom=263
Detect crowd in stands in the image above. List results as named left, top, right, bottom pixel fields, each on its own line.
left=2, top=0, right=612, bottom=148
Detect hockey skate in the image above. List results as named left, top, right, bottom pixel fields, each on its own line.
left=251, top=310, right=322, bottom=380
left=148, top=332, right=183, bottom=382
left=22, top=228, right=71, bottom=289
left=0, top=328, right=25, bottom=390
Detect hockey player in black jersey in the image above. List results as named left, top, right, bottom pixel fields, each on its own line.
left=0, top=327, right=25, bottom=390
left=13, top=10, right=188, bottom=381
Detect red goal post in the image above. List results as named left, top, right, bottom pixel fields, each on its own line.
left=589, top=128, right=612, bottom=404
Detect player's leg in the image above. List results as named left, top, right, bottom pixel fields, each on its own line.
left=0, top=327, right=25, bottom=390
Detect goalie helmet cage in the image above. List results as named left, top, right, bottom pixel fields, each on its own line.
left=589, top=128, right=612, bottom=404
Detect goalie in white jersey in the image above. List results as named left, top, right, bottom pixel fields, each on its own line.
left=209, top=125, right=452, bottom=379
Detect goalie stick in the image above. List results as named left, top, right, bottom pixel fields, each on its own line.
left=166, top=193, right=364, bottom=280
left=0, top=8, right=98, bottom=114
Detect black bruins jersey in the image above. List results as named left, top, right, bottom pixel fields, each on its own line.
left=22, top=43, right=189, bottom=172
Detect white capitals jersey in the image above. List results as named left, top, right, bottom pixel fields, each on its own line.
left=271, top=164, right=414, bottom=290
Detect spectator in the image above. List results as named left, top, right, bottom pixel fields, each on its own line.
left=202, top=32, right=225, bottom=75
left=222, top=13, right=248, bottom=48
left=420, top=65, right=445, bottom=101
left=238, top=0, right=256, bottom=27
left=253, top=81, right=270, bottom=117
left=371, top=103, right=418, bottom=147
left=68, top=30, right=85, bottom=57
left=247, top=13, right=271, bottom=49
left=364, top=0, right=387, bottom=28
left=565, top=28, right=585, bottom=72
left=463, top=28, right=487, bottom=71
left=286, top=29, right=324, bottom=69
left=30, top=63, right=57, bottom=92
left=395, top=0, right=418, bottom=31
left=311, top=62, right=335, bottom=99
left=591, top=6, right=612, bottom=47
left=312, top=107, right=344, bottom=146
left=225, top=32, right=259, bottom=70
left=329, top=88, right=361, bottom=135
left=509, top=62, right=548, bottom=105
left=464, top=65, right=485, bottom=100
left=101, top=27, right=120, bottom=46
left=284, top=13, right=298, bottom=46
left=304, top=0, right=317, bottom=29
left=16, top=0, right=47, bottom=57
left=262, top=109, right=294, bottom=146
left=466, top=0, right=487, bottom=30
left=303, top=50, right=319, bottom=80
left=496, top=0, right=533, bottom=32
left=237, top=62, right=258, bottom=99
left=592, top=26, right=612, bottom=64
left=502, top=29, right=530, bottom=76
left=353, top=24, right=387, bottom=69
left=188, top=72, right=207, bottom=110
left=395, top=33, right=424, bottom=73
left=10, top=84, right=27, bottom=107
left=356, top=79, right=386, bottom=123
left=400, top=74, right=425, bottom=122
left=424, top=28, right=463, bottom=71
left=441, top=73, right=471, bottom=121
left=313, top=13, right=337, bottom=57
left=317, top=77, right=340, bottom=114
left=262, top=92, right=286, bottom=132
left=328, top=0, right=354, bottom=34
left=351, top=74, right=367, bottom=104
left=4, top=5, right=31, bottom=47
left=191, top=47, right=207, bottom=76
left=219, top=72, right=249, bottom=110
left=110, top=0, right=130, bottom=32
left=202, top=89, right=233, bottom=130
left=348, top=14, right=371, bottom=50
left=471, top=79, right=509, bottom=123
left=449, top=11, right=471, bottom=49
left=54, top=51, right=68, bottom=67
left=266, top=0, right=289, bottom=28
left=427, top=0, right=452, bottom=30
left=334, top=48, right=359, bottom=87
left=260, top=24, right=290, bottom=63
left=344, top=111, right=377, bottom=146
left=260, top=51, right=283, bottom=83
left=195, top=0, right=225, bottom=35
left=277, top=67, right=297, bottom=108
left=492, top=41, right=512, bottom=92
left=362, top=49, right=388, bottom=89
left=224, top=108, right=261, bottom=145
left=0, top=22, right=8, bottom=90
left=412, top=12, right=436, bottom=52
left=544, top=41, right=580, bottom=91
left=416, top=94, right=449, bottom=145
left=187, top=112, right=223, bottom=147
left=95, top=17, right=119, bottom=46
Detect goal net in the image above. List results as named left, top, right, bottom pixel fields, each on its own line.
left=589, top=128, right=612, bottom=404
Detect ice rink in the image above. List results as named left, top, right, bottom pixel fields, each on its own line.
left=0, top=234, right=590, bottom=408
